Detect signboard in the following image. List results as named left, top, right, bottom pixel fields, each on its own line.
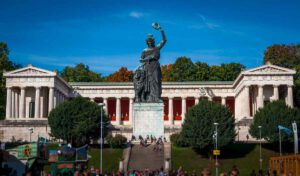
left=213, top=150, right=220, bottom=156
left=48, top=150, right=58, bottom=162
left=17, top=142, right=37, bottom=159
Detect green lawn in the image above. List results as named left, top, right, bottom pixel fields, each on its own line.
left=172, top=143, right=281, bottom=175
left=88, top=147, right=123, bottom=172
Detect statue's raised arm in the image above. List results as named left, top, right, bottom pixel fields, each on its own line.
left=152, top=22, right=167, bottom=50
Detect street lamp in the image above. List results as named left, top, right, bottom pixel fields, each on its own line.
left=28, top=128, right=34, bottom=142
left=258, top=125, right=262, bottom=170
left=214, top=122, right=219, bottom=176
left=98, top=103, right=105, bottom=175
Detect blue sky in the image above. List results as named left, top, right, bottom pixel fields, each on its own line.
left=1, top=0, right=300, bottom=75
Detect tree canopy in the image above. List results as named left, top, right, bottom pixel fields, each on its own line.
left=0, top=42, right=21, bottom=119
left=170, top=57, right=197, bottom=81
left=249, top=101, right=300, bottom=142
left=161, top=64, right=172, bottom=81
left=180, top=100, right=235, bottom=150
left=60, top=63, right=103, bottom=82
left=106, top=67, right=133, bottom=82
left=263, top=44, right=300, bottom=69
left=48, top=97, right=109, bottom=146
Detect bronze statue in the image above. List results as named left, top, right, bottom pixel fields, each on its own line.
left=134, top=22, right=167, bottom=103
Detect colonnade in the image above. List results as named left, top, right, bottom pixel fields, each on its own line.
left=5, top=86, right=67, bottom=119
left=91, top=95, right=230, bottom=126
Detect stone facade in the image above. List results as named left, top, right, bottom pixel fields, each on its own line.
left=0, top=63, right=296, bottom=142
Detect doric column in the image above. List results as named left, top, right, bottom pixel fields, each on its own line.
left=195, top=96, right=199, bottom=105
left=90, top=97, right=94, bottom=102
left=287, top=85, right=294, bottom=107
left=257, top=85, right=264, bottom=109
left=244, top=86, right=250, bottom=117
left=103, top=98, right=108, bottom=115
left=168, top=97, right=174, bottom=125
left=208, top=96, right=213, bottom=101
left=34, top=87, right=41, bottom=118
left=19, top=87, right=26, bottom=118
left=129, top=97, right=133, bottom=125
left=53, top=90, right=57, bottom=108
left=11, top=90, right=15, bottom=118
left=116, top=98, right=121, bottom=125
left=15, top=91, right=19, bottom=118
left=6, top=87, right=12, bottom=119
left=181, top=97, right=187, bottom=122
left=273, top=85, right=279, bottom=101
left=48, top=87, right=54, bottom=114
left=221, top=96, right=226, bottom=106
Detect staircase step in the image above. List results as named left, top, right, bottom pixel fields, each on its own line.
left=128, top=144, right=164, bottom=171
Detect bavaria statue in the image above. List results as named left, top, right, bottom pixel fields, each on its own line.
left=134, top=22, right=167, bottom=103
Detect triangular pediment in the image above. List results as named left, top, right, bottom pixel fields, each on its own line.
left=4, top=65, right=56, bottom=77
left=243, top=64, right=296, bottom=75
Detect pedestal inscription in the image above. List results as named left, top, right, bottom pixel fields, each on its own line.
left=133, top=103, right=164, bottom=138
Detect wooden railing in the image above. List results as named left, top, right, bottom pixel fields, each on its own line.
left=270, top=154, right=300, bottom=175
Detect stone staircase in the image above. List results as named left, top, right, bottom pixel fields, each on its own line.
left=128, top=144, right=164, bottom=171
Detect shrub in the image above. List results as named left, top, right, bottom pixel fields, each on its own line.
left=106, top=134, right=127, bottom=148
left=170, top=133, right=189, bottom=147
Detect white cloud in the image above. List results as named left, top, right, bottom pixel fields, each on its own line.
left=129, top=11, right=144, bottom=19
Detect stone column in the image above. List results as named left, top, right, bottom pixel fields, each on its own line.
left=11, top=90, right=15, bottom=118
left=116, top=98, right=121, bottom=125
left=273, top=85, right=279, bottom=101
left=34, top=87, right=41, bottom=118
left=257, top=85, right=264, bottom=109
left=48, top=87, right=54, bottom=114
left=221, top=96, right=226, bottom=106
left=6, top=87, right=12, bottom=119
left=208, top=96, right=213, bottom=101
left=244, top=86, right=250, bottom=117
left=103, top=98, right=108, bottom=115
left=287, top=85, right=294, bottom=107
left=15, top=90, right=19, bottom=118
left=181, top=97, right=187, bottom=122
left=53, top=90, right=57, bottom=108
left=168, top=97, right=174, bottom=125
left=129, top=98, right=133, bottom=125
left=19, top=87, right=26, bottom=118
left=195, top=96, right=199, bottom=105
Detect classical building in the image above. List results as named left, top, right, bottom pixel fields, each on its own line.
left=0, top=63, right=296, bottom=142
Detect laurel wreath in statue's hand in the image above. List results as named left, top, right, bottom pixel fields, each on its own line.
left=152, top=22, right=163, bottom=31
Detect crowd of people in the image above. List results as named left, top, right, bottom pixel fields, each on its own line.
left=134, top=135, right=165, bottom=152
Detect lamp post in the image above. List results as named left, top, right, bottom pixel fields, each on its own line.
left=98, top=103, right=105, bottom=175
left=258, top=125, right=262, bottom=170
left=28, top=128, right=33, bottom=142
left=214, top=122, right=219, bottom=176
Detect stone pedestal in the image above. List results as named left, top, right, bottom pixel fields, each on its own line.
left=133, top=103, right=164, bottom=138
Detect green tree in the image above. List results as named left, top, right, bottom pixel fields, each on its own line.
left=60, top=63, right=103, bottom=82
left=180, top=100, right=235, bottom=150
left=0, top=42, right=21, bottom=119
left=209, top=63, right=245, bottom=81
left=170, top=57, right=196, bottom=81
left=48, top=97, right=109, bottom=146
left=194, top=61, right=210, bottom=81
left=249, top=101, right=300, bottom=142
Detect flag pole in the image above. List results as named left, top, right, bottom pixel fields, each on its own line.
left=279, top=128, right=282, bottom=156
